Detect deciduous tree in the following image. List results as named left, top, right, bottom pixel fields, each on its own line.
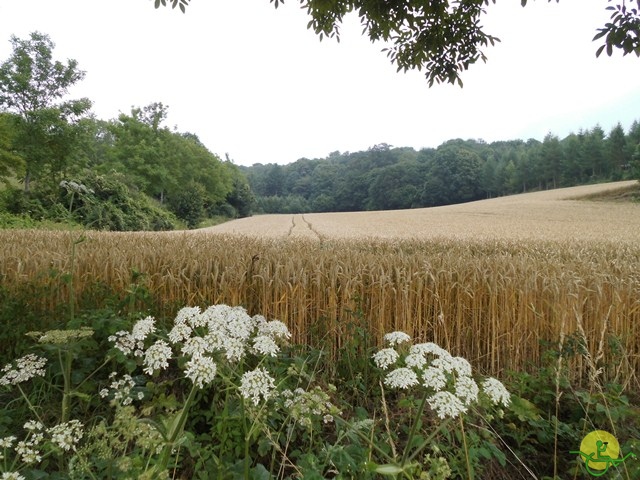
left=0, top=32, right=91, bottom=190
left=155, top=1, right=640, bottom=86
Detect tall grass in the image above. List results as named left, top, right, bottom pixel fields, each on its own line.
left=1, top=230, right=639, bottom=390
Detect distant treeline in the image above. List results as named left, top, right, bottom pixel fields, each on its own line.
left=244, top=121, right=640, bottom=214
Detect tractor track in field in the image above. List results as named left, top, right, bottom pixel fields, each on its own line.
left=287, top=214, right=325, bottom=242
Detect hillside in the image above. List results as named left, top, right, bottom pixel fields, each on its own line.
left=202, top=181, right=640, bottom=243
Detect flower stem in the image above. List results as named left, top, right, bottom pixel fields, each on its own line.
left=400, top=388, right=429, bottom=467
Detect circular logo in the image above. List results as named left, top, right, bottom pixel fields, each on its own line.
left=579, top=430, right=620, bottom=471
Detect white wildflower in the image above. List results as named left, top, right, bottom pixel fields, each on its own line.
left=168, top=321, right=193, bottom=344
left=224, top=307, right=254, bottom=341
left=256, top=318, right=291, bottom=340
left=15, top=441, right=42, bottom=464
left=223, top=336, right=247, bottom=362
left=384, top=331, right=412, bottom=346
left=451, top=357, right=473, bottom=377
left=455, top=376, right=479, bottom=405
left=31, top=327, right=93, bottom=344
left=102, top=373, right=138, bottom=405
left=405, top=352, right=428, bottom=370
left=48, top=420, right=84, bottom=451
left=239, top=367, right=276, bottom=406
left=175, top=306, right=203, bottom=328
left=422, top=365, right=447, bottom=391
left=384, top=367, right=419, bottom=389
left=372, top=348, right=399, bottom=370
left=2, top=472, right=26, bottom=480
left=252, top=335, right=280, bottom=357
left=184, top=356, right=217, bottom=388
left=143, top=340, right=173, bottom=375
left=482, top=377, right=511, bottom=407
left=410, top=342, right=448, bottom=358
left=180, top=336, right=211, bottom=357
left=428, top=391, right=468, bottom=419
left=108, top=331, right=137, bottom=356
left=131, top=316, right=155, bottom=341
left=0, top=354, right=47, bottom=386
left=0, top=436, right=16, bottom=448
left=23, top=420, right=44, bottom=431
left=431, top=354, right=455, bottom=374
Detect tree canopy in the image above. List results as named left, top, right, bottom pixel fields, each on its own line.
left=155, top=0, right=640, bottom=86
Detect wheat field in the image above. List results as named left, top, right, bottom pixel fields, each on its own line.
left=203, top=181, right=640, bottom=242
left=1, top=181, right=639, bottom=388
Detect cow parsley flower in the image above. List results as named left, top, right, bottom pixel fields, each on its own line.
left=175, top=306, right=203, bottom=328
left=23, top=421, right=44, bottom=432
left=384, top=331, right=412, bottom=346
left=131, top=316, right=156, bottom=341
left=184, top=355, right=217, bottom=388
left=454, top=376, right=479, bottom=405
left=181, top=336, right=210, bottom=357
left=252, top=335, right=280, bottom=357
left=256, top=318, right=291, bottom=340
left=0, top=436, right=17, bottom=448
left=239, top=367, right=276, bottom=405
left=450, top=356, right=473, bottom=377
left=482, top=377, right=511, bottom=407
left=100, top=373, right=140, bottom=405
left=1, top=472, right=25, bottom=480
left=280, top=386, right=341, bottom=428
left=427, top=391, right=468, bottom=419
left=372, top=348, right=399, bottom=370
left=15, top=434, right=43, bottom=464
left=224, top=307, right=254, bottom=341
left=422, top=365, right=447, bottom=391
left=0, top=354, right=47, bottom=386
left=431, top=354, right=455, bottom=374
left=384, top=367, right=419, bottom=389
left=29, top=327, right=93, bottom=344
left=223, top=336, right=247, bottom=362
left=143, top=340, right=173, bottom=375
left=410, top=342, right=448, bottom=358
left=108, top=331, right=142, bottom=357
left=48, top=420, right=84, bottom=451
left=405, top=352, right=428, bottom=369
left=168, top=321, right=193, bottom=344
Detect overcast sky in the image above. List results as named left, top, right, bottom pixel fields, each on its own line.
left=1, top=0, right=639, bottom=166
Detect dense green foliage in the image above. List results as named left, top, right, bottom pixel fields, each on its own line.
left=245, top=122, right=640, bottom=214
left=0, top=33, right=253, bottom=230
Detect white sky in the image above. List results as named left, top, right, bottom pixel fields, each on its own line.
left=1, top=0, right=639, bottom=166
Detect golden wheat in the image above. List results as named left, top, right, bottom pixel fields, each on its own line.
left=1, top=228, right=638, bottom=389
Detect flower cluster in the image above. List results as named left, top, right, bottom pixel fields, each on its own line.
left=372, top=331, right=511, bottom=419
left=99, top=373, right=143, bottom=406
left=280, top=386, right=342, bottom=428
left=239, top=367, right=276, bottom=406
left=108, top=305, right=292, bottom=393
left=0, top=354, right=48, bottom=386
left=1, top=419, right=84, bottom=471
left=1, top=472, right=25, bottom=480
left=48, top=420, right=84, bottom=451
left=27, top=327, right=94, bottom=345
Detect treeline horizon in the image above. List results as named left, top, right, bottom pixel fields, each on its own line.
left=244, top=120, right=640, bottom=214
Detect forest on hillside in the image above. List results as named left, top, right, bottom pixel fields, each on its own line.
left=244, top=123, right=640, bottom=214
left=2, top=32, right=639, bottom=230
